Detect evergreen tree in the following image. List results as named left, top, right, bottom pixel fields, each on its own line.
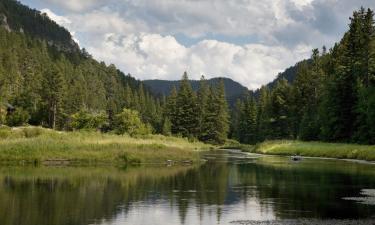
left=165, top=86, right=178, bottom=134
left=212, top=79, right=230, bottom=144
left=268, top=79, right=292, bottom=139
left=239, top=94, right=258, bottom=144
left=197, top=75, right=210, bottom=141
left=42, top=66, right=65, bottom=129
left=256, top=86, right=271, bottom=141
left=175, top=72, right=199, bottom=138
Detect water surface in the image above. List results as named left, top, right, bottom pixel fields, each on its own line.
left=1, top=150, right=375, bottom=225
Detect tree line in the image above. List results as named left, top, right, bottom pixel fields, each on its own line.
left=164, top=72, right=229, bottom=144
left=231, top=7, right=375, bottom=145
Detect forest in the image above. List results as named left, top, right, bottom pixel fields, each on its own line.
left=0, top=0, right=374, bottom=145
left=231, top=7, right=375, bottom=145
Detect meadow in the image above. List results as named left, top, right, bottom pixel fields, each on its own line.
left=253, top=140, right=375, bottom=161
left=0, top=126, right=210, bottom=165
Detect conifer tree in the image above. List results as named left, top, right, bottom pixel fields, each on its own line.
left=197, top=75, right=210, bottom=141
left=42, top=66, right=65, bottom=129
left=175, top=72, right=199, bottom=137
left=239, top=95, right=258, bottom=144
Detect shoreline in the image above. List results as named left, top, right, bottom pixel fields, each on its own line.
left=0, top=127, right=211, bottom=166
left=250, top=140, right=375, bottom=162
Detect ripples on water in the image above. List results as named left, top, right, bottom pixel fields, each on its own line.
left=0, top=150, right=375, bottom=225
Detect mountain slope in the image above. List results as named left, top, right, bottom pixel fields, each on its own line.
left=0, top=0, right=162, bottom=130
left=0, top=0, right=78, bottom=52
left=144, top=77, right=249, bottom=106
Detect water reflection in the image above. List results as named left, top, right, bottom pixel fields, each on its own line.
left=0, top=151, right=375, bottom=225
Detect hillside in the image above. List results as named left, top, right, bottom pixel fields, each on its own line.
left=0, top=0, right=78, bottom=52
left=0, top=0, right=162, bottom=131
left=144, top=77, right=249, bottom=106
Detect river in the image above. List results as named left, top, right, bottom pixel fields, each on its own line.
left=0, top=150, right=375, bottom=225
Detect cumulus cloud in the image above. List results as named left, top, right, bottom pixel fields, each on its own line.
left=87, top=33, right=311, bottom=90
left=40, top=8, right=80, bottom=44
left=22, top=0, right=375, bottom=89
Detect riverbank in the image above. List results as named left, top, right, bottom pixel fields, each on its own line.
left=0, top=126, right=211, bottom=165
left=252, top=140, right=375, bottom=161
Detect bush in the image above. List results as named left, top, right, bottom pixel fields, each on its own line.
left=71, top=110, right=108, bottom=130
left=6, top=108, right=30, bottom=127
left=114, top=109, right=152, bottom=136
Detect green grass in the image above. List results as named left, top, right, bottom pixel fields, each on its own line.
left=253, top=140, right=375, bottom=161
left=220, top=139, right=254, bottom=152
left=0, top=126, right=211, bottom=165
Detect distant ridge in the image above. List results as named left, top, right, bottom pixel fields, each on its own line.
left=144, top=77, right=249, bottom=106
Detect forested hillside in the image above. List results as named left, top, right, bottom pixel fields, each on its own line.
left=144, top=77, right=248, bottom=106
left=231, top=7, right=375, bottom=145
left=0, top=0, right=163, bottom=132
left=0, top=0, right=78, bottom=52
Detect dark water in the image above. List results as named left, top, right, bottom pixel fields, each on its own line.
left=1, top=150, right=375, bottom=225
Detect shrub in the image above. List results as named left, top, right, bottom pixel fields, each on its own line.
left=114, top=109, right=152, bottom=136
left=71, top=110, right=108, bottom=130
left=6, top=108, right=30, bottom=127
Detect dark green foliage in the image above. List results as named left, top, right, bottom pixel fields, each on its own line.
left=0, top=0, right=78, bottom=52
left=6, top=108, right=30, bottom=126
left=0, top=1, right=162, bottom=133
left=238, top=95, right=258, bottom=144
left=174, top=72, right=200, bottom=138
left=165, top=73, right=230, bottom=144
left=231, top=7, right=375, bottom=145
left=200, top=81, right=229, bottom=144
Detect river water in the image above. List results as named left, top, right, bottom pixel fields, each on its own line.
left=0, top=150, right=375, bottom=225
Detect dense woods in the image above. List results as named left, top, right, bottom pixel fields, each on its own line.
left=164, top=73, right=229, bottom=144
left=0, top=0, right=374, bottom=146
left=0, top=0, right=164, bottom=134
left=231, top=7, right=375, bottom=145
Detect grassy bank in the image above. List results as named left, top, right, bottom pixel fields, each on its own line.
left=0, top=126, right=211, bottom=165
left=253, top=140, right=375, bottom=161
left=220, top=139, right=254, bottom=152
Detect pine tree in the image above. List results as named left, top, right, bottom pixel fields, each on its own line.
left=269, top=79, right=292, bottom=139
left=197, top=75, right=210, bottom=141
left=212, top=79, right=230, bottom=144
left=42, top=65, right=65, bottom=129
left=202, top=80, right=230, bottom=144
left=165, top=86, right=178, bottom=134
left=230, top=99, right=244, bottom=140
left=175, top=72, right=199, bottom=138
left=239, top=94, right=258, bottom=144
left=256, top=86, right=271, bottom=141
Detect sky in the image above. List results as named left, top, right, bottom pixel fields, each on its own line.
left=19, top=0, right=375, bottom=90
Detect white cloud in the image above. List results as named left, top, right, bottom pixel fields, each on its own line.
left=26, top=0, right=375, bottom=90
left=41, top=8, right=71, bottom=26
left=87, top=33, right=311, bottom=90
left=39, top=0, right=102, bottom=11
left=41, top=8, right=79, bottom=45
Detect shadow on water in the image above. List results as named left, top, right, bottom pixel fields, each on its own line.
left=0, top=150, right=375, bottom=225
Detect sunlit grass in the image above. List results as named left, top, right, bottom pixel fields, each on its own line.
left=254, top=140, right=375, bottom=161
left=0, top=126, right=211, bottom=164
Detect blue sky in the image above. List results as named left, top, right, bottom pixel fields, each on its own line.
left=19, top=0, right=375, bottom=89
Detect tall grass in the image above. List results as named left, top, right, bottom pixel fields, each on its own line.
left=254, top=140, right=375, bottom=161
left=0, top=126, right=211, bottom=165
